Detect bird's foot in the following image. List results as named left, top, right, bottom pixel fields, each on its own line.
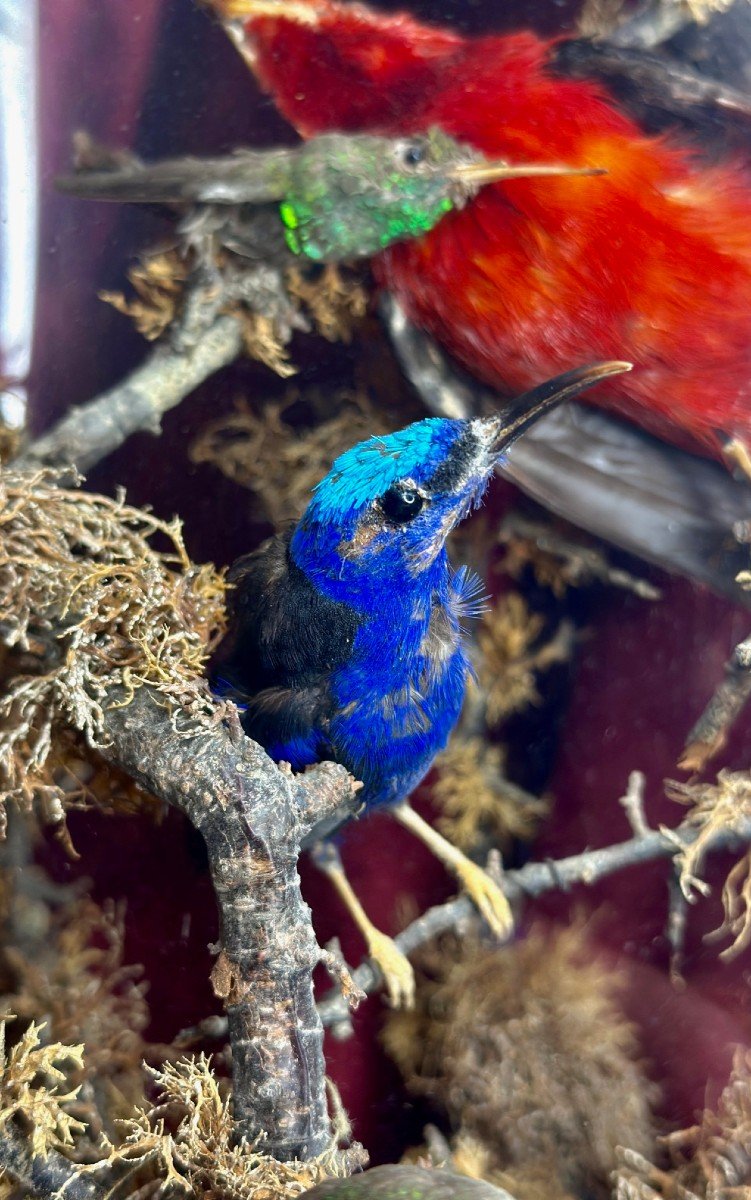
left=455, top=857, right=514, bottom=941
left=365, top=929, right=415, bottom=1010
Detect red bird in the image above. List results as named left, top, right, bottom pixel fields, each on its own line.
left=211, top=0, right=751, bottom=469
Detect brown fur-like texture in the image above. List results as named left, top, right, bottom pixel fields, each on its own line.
left=384, top=925, right=656, bottom=1199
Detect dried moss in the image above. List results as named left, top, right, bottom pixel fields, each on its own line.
left=100, top=252, right=190, bottom=342
left=616, top=1047, right=751, bottom=1198
left=665, top=770, right=751, bottom=958
left=0, top=1017, right=85, bottom=1159
left=237, top=264, right=366, bottom=375
left=103, top=237, right=367, bottom=376
left=384, top=925, right=656, bottom=1199
left=477, top=594, right=574, bottom=725
left=499, top=520, right=659, bottom=601
left=433, top=737, right=548, bottom=853
left=0, top=468, right=227, bottom=831
left=3, top=895, right=158, bottom=1142
left=501, top=532, right=585, bottom=599
left=191, top=389, right=390, bottom=527
left=286, top=264, right=368, bottom=344
left=87, top=1054, right=358, bottom=1199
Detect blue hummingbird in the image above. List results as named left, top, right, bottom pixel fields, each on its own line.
left=217, top=360, right=631, bottom=1005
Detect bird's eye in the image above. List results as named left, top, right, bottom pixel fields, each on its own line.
left=381, top=484, right=425, bottom=524
left=401, top=142, right=426, bottom=168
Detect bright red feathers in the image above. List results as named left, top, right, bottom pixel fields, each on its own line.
left=226, top=0, right=751, bottom=460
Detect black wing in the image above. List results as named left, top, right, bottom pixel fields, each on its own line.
left=213, top=531, right=362, bottom=749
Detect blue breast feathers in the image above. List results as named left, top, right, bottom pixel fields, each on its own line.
left=324, top=559, right=483, bottom=808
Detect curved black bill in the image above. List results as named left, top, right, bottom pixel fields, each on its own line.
left=484, top=361, right=633, bottom=454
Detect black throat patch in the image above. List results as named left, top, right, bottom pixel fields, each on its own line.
left=425, top=424, right=482, bottom=494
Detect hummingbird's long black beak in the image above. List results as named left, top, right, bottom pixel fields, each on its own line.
left=477, top=361, right=633, bottom=455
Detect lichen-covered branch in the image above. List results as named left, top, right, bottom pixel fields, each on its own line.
left=18, top=234, right=366, bottom=476
left=98, top=687, right=357, bottom=1158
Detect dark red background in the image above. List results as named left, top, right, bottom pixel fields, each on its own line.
left=20, top=0, right=751, bottom=1162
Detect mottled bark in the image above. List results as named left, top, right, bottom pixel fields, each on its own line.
left=99, top=689, right=358, bottom=1159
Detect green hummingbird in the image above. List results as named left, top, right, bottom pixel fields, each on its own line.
left=58, top=128, right=602, bottom=264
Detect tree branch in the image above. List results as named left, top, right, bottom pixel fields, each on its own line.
left=17, top=313, right=243, bottom=473
left=317, top=811, right=751, bottom=1031
left=95, top=688, right=359, bottom=1160
left=680, top=630, right=751, bottom=771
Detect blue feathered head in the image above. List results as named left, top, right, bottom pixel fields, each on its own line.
left=290, top=415, right=501, bottom=605
left=290, top=363, right=630, bottom=606
left=308, top=418, right=473, bottom=522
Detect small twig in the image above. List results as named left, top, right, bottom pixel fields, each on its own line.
left=619, top=770, right=651, bottom=838
left=680, top=632, right=751, bottom=771
left=319, top=940, right=365, bottom=1009
left=17, top=313, right=243, bottom=473
left=666, top=872, right=689, bottom=986
left=318, top=812, right=751, bottom=1028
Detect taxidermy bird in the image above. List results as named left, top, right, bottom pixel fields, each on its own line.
left=57, top=128, right=598, bottom=265
left=211, top=0, right=751, bottom=469
left=215, top=360, right=630, bottom=1006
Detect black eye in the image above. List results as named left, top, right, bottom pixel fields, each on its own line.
left=402, top=143, right=426, bottom=168
left=381, top=485, right=425, bottom=524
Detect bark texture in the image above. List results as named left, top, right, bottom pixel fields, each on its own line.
left=99, top=689, right=358, bottom=1159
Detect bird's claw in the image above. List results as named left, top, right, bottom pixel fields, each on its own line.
left=456, top=858, right=514, bottom=941
left=366, top=930, right=415, bottom=1009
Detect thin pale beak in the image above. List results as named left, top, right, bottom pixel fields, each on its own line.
left=449, top=160, right=607, bottom=186
left=477, top=360, right=633, bottom=455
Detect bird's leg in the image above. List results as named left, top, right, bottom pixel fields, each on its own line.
left=310, top=840, right=415, bottom=1009
left=391, top=801, right=514, bottom=940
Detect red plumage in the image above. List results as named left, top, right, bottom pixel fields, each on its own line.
left=224, top=0, right=751, bottom=459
